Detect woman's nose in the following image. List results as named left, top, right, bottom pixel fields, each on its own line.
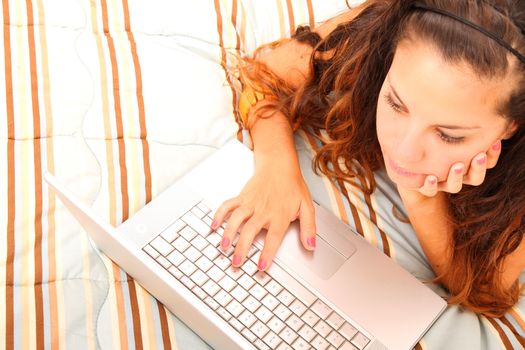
left=393, top=131, right=425, bottom=164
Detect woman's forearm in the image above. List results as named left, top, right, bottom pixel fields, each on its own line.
left=397, top=189, right=453, bottom=278
left=248, top=106, right=301, bottom=173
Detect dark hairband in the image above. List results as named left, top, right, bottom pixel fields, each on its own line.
left=413, top=3, right=525, bottom=65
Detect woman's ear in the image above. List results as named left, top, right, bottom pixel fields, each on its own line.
left=502, top=121, right=519, bottom=140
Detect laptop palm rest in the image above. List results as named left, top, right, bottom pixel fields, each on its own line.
left=254, top=220, right=356, bottom=280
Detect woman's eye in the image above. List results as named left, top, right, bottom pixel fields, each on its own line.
left=384, top=93, right=403, bottom=113
left=438, top=131, right=464, bottom=144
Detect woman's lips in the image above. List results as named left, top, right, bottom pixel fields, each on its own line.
left=388, top=158, right=419, bottom=177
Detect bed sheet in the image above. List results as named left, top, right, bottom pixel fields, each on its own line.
left=0, top=0, right=524, bottom=349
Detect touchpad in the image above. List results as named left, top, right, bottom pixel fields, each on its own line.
left=254, top=221, right=356, bottom=280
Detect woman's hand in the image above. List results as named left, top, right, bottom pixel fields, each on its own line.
left=412, top=140, right=502, bottom=197
left=211, top=157, right=316, bottom=272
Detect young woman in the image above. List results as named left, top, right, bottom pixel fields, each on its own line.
left=212, top=0, right=525, bottom=317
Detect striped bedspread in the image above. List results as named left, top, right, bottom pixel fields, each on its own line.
left=0, top=0, right=524, bottom=349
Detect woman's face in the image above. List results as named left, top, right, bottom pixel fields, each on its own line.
left=376, top=38, right=516, bottom=189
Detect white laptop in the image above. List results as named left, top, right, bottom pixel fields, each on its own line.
left=44, top=139, right=446, bottom=350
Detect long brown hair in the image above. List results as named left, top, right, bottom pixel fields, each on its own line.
left=239, top=0, right=525, bottom=317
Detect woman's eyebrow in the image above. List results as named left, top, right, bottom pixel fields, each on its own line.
left=388, top=79, right=481, bottom=131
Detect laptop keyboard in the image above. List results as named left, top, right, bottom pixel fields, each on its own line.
left=142, top=201, right=371, bottom=350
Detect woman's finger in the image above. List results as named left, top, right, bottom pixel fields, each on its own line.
left=486, top=140, right=502, bottom=169
left=231, top=217, right=266, bottom=267
left=257, top=220, right=290, bottom=271
left=418, top=175, right=438, bottom=197
left=220, top=206, right=253, bottom=251
left=212, top=197, right=241, bottom=230
left=298, top=200, right=316, bottom=252
left=438, top=163, right=464, bottom=193
left=463, top=153, right=487, bottom=186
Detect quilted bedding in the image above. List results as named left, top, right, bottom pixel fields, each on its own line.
left=1, top=0, right=525, bottom=349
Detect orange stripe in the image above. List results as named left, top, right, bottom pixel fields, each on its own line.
left=509, top=309, right=525, bottom=333
left=112, top=264, right=129, bottom=349
left=91, top=0, right=127, bottom=346
left=285, top=0, right=296, bottom=35
left=415, top=343, right=423, bottom=350
left=305, top=0, right=315, bottom=28
left=337, top=180, right=363, bottom=233
left=363, top=193, right=390, bottom=256
left=35, top=0, right=59, bottom=344
left=100, top=0, right=129, bottom=223
left=213, top=0, right=243, bottom=142
left=3, top=0, right=15, bottom=347
left=126, top=274, right=144, bottom=348
left=499, top=316, right=525, bottom=347
left=101, top=0, right=142, bottom=344
left=156, top=300, right=172, bottom=349
left=121, top=0, right=152, bottom=205
left=487, top=317, right=515, bottom=350
left=25, top=0, right=45, bottom=347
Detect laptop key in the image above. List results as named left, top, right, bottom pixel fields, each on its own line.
left=202, top=280, right=220, bottom=297
left=239, top=310, right=257, bottom=328
left=280, top=326, right=298, bottom=345
left=251, top=320, right=270, bottom=338
left=311, top=299, right=332, bottom=319
left=195, top=256, right=213, bottom=272
left=286, top=314, right=304, bottom=332
left=179, top=260, right=197, bottom=276
left=156, top=256, right=171, bottom=269
left=143, top=245, right=159, bottom=259
left=226, top=299, right=244, bottom=318
left=297, top=324, right=316, bottom=342
left=340, top=322, right=358, bottom=341
left=339, top=342, right=359, bottom=350
left=351, top=333, right=370, bottom=350
left=204, top=296, right=220, bottom=310
left=261, top=293, right=279, bottom=311
left=167, top=250, right=185, bottom=266
left=242, top=295, right=261, bottom=313
left=179, top=226, right=198, bottom=242
left=168, top=266, right=183, bottom=279
left=183, top=246, right=202, bottom=263
left=277, top=289, right=294, bottom=306
left=262, top=330, right=282, bottom=349
left=215, top=289, right=233, bottom=307
left=192, top=286, right=207, bottom=300
left=241, top=328, right=257, bottom=343
left=217, top=306, right=232, bottom=321
left=254, top=339, right=271, bottom=350
left=291, top=337, right=309, bottom=350
left=196, top=202, right=211, bottom=215
left=311, top=335, right=330, bottom=350
left=274, top=304, right=292, bottom=321
left=277, top=343, right=294, bottom=350
left=181, top=211, right=210, bottom=236
left=228, top=318, right=244, bottom=332
left=313, top=320, right=332, bottom=338
left=191, top=206, right=206, bottom=219
left=150, top=236, right=174, bottom=256
left=268, top=316, right=286, bottom=334
left=289, top=299, right=307, bottom=317
left=172, top=236, right=190, bottom=253
left=265, top=280, right=283, bottom=296
left=254, top=305, right=273, bottom=323
left=326, top=312, right=345, bottom=330
left=327, top=331, right=345, bottom=347
left=301, top=309, right=320, bottom=327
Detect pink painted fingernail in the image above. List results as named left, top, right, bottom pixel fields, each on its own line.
left=492, top=141, right=501, bottom=151
left=258, top=259, right=267, bottom=271
left=476, top=155, right=486, bottom=165
left=428, top=177, right=437, bottom=185
left=454, top=165, right=464, bottom=174
left=307, top=237, right=316, bottom=248
left=221, top=237, right=230, bottom=248
left=211, top=220, right=218, bottom=230
left=232, top=255, right=241, bottom=266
